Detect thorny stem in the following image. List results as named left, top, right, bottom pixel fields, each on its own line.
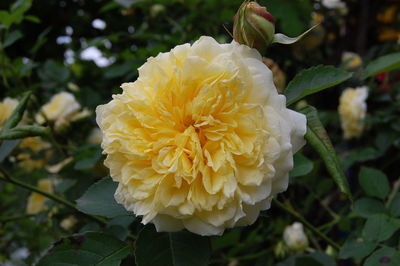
left=273, top=198, right=341, bottom=250
left=0, top=168, right=107, bottom=225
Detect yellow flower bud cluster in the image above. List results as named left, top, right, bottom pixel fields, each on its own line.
left=338, top=87, right=368, bottom=139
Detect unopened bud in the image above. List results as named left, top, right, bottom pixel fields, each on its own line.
left=283, top=222, right=309, bottom=252
left=233, top=1, right=275, bottom=53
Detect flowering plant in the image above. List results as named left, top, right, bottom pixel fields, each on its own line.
left=1, top=0, right=400, bottom=265
left=97, top=36, right=306, bottom=235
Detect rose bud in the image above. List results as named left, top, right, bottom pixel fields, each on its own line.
left=283, top=222, right=309, bottom=252
left=233, top=1, right=275, bottom=53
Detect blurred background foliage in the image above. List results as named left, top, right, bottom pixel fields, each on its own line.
left=1, top=0, right=400, bottom=265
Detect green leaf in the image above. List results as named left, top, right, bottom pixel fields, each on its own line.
left=0, top=125, right=49, bottom=140
left=76, top=177, right=131, bottom=218
left=2, top=30, right=23, bottom=48
left=105, top=216, right=135, bottom=241
left=2, top=91, right=31, bottom=130
left=135, top=225, right=211, bottom=266
left=290, top=153, right=314, bottom=178
left=37, top=232, right=131, bottom=266
left=24, top=15, right=40, bottom=23
left=0, top=11, right=12, bottom=29
left=301, top=106, right=352, bottom=200
left=276, top=252, right=336, bottom=266
left=104, top=61, right=135, bottom=79
left=341, top=147, right=383, bottom=170
left=389, top=193, right=400, bottom=218
left=0, top=0, right=31, bottom=29
left=38, top=59, right=70, bottom=89
left=211, top=229, right=240, bottom=251
left=266, top=0, right=311, bottom=36
left=362, top=52, right=400, bottom=79
left=338, top=238, right=377, bottom=259
left=0, top=139, right=20, bottom=162
left=362, top=214, right=400, bottom=242
left=73, top=144, right=103, bottom=170
left=359, top=167, right=390, bottom=199
left=285, top=65, right=352, bottom=106
left=30, top=27, right=51, bottom=54
left=364, top=247, right=400, bottom=266
left=375, top=131, right=397, bottom=152
left=353, top=198, right=387, bottom=218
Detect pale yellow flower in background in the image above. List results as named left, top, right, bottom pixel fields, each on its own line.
left=35, top=92, right=81, bottom=127
left=338, top=86, right=368, bottom=139
left=17, top=137, right=50, bottom=170
left=341, top=51, right=362, bottom=70
left=150, top=4, right=165, bottom=18
left=283, top=222, right=309, bottom=252
left=26, top=179, right=53, bottom=214
left=60, top=215, right=78, bottom=230
left=96, top=36, right=306, bottom=236
left=0, top=97, right=18, bottom=129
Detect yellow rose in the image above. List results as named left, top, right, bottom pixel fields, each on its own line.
left=338, top=86, right=368, bottom=139
left=96, top=36, right=306, bottom=236
left=36, top=92, right=81, bottom=126
left=0, top=97, right=18, bottom=129
left=26, top=179, right=53, bottom=214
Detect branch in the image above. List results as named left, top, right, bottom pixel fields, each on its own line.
left=0, top=168, right=107, bottom=225
left=273, top=198, right=340, bottom=250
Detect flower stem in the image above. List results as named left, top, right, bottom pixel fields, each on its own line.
left=0, top=168, right=107, bottom=225
left=0, top=214, right=35, bottom=223
left=273, top=198, right=340, bottom=250
left=386, top=176, right=400, bottom=208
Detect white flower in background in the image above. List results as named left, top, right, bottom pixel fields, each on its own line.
left=321, top=0, right=346, bottom=9
left=338, top=86, right=368, bottom=139
left=80, top=46, right=115, bottom=67
left=96, top=36, right=307, bottom=236
left=36, top=92, right=81, bottom=127
left=0, top=97, right=18, bottom=129
left=283, top=222, right=309, bottom=252
left=92, top=18, right=106, bottom=30
left=65, top=49, right=75, bottom=65
left=10, top=247, right=29, bottom=261
left=56, top=36, right=72, bottom=45
left=3, top=247, right=30, bottom=266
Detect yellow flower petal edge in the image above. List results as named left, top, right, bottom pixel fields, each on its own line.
left=26, top=179, right=53, bottom=214
left=96, top=36, right=306, bottom=236
left=338, top=86, right=368, bottom=139
left=0, top=97, right=19, bottom=129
